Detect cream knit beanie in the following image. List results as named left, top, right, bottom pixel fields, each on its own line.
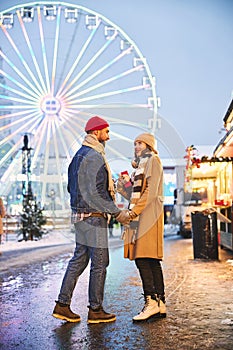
left=134, top=133, right=157, bottom=152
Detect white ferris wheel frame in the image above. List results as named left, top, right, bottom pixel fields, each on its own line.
left=0, top=1, right=159, bottom=210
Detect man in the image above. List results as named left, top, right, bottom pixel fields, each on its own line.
left=52, top=116, right=130, bottom=324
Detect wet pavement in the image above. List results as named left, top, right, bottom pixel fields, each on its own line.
left=0, top=231, right=233, bottom=350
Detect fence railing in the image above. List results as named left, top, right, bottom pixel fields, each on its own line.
left=1, top=216, right=72, bottom=242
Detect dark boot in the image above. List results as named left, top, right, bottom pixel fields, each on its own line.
left=87, top=307, right=116, bottom=324
left=52, top=301, right=81, bottom=322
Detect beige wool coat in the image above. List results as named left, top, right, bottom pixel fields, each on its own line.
left=119, top=153, right=164, bottom=261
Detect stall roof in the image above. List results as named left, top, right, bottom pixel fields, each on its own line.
left=214, top=125, right=233, bottom=157
left=223, top=98, right=233, bottom=124
left=213, top=97, right=233, bottom=157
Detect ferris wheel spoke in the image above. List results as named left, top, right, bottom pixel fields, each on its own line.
left=51, top=6, right=61, bottom=96
left=109, top=117, right=148, bottom=129
left=41, top=118, right=52, bottom=201
left=0, top=109, right=39, bottom=132
left=67, top=65, right=147, bottom=103
left=62, top=110, right=91, bottom=130
left=31, top=118, right=50, bottom=170
left=60, top=111, right=86, bottom=138
left=0, top=50, right=42, bottom=98
left=60, top=116, right=84, bottom=138
left=64, top=47, right=135, bottom=101
left=0, top=81, right=38, bottom=102
left=61, top=35, right=117, bottom=99
left=67, top=84, right=149, bottom=106
left=0, top=126, right=41, bottom=165
left=27, top=114, right=44, bottom=135
left=0, top=93, right=38, bottom=106
left=0, top=137, right=23, bottom=167
left=56, top=21, right=101, bottom=98
left=107, top=142, right=130, bottom=160
left=0, top=155, right=21, bottom=187
left=16, top=10, right=47, bottom=94
left=0, top=109, right=36, bottom=121
left=110, top=130, right=136, bottom=142
left=37, top=6, right=50, bottom=93
left=0, top=111, right=42, bottom=147
left=62, top=108, right=88, bottom=126
left=51, top=118, right=66, bottom=200
left=53, top=118, right=73, bottom=161
left=60, top=103, right=151, bottom=110
left=0, top=24, right=44, bottom=96
left=0, top=68, right=40, bottom=100
left=0, top=104, right=37, bottom=110
left=59, top=112, right=88, bottom=154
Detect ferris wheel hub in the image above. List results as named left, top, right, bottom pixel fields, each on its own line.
left=41, top=96, right=61, bottom=116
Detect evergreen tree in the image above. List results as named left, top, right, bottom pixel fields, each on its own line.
left=19, top=196, right=46, bottom=241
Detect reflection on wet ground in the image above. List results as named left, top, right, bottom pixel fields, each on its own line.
left=0, top=235, right=233, bottom=350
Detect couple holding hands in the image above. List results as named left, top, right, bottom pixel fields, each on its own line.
left=52, top=116, right=166, bottom=324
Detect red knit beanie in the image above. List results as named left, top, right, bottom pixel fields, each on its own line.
left=85, top=116, right=109, bottom=132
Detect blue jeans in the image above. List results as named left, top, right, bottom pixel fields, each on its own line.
left=58, top=217, right=109, bottom=310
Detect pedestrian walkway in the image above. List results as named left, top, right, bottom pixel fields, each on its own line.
left=0, top=231, right=233, bottom=349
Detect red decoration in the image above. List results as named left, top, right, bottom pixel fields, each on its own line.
left=191, top=157, right=201, bottom=168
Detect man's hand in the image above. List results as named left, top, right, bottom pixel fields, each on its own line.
left=115, top=210, right=130, bottom=226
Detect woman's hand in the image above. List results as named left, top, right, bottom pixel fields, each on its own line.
left=116, top=176, right=125, bottom=191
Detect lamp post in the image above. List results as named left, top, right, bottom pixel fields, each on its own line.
left=21, top=134, right=33, bottom=240
left=22, top=134, right=33, bottom=200
left=20, top=134, right=46, bottom=240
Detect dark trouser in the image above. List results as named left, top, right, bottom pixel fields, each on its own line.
left=135, top=258, right=165, bottom=300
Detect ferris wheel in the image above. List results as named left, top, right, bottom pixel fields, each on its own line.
left=0, top=1, right=159, bottom=210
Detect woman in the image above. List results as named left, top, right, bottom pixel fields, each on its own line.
left=117, top=133, right=166, bottom=322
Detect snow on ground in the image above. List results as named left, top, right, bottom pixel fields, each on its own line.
left=0, top=229, right=76, bottom=253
